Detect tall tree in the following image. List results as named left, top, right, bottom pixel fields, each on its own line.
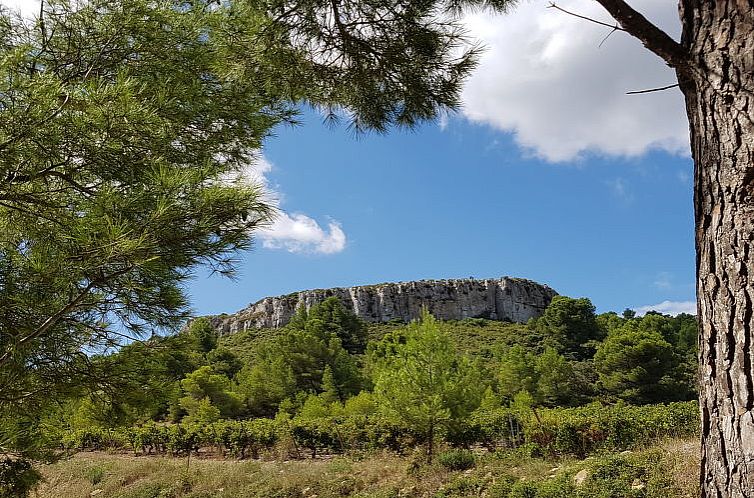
left=551, top=3, right=753, bottom=495
left=594, top=327, right=676, bottom=404
left=0, top=0, right=281, bottom=465
left=372, top=310, right=484, bottom=461
left=269, top=0, right=749, bottom=493
left=535, top=296, right=604, bottom=359
left=236, top=299, right=363, bottom=415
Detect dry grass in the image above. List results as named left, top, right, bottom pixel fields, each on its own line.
left=659, top=439, right=700, bottom=497
left=34, top=439, right=700, bottom=498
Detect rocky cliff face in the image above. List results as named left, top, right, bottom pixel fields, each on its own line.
left=210, top=277, right=557, bottom=335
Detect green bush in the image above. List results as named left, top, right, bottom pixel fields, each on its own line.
left=499, top=449, right=681, bottom=498
left=523, top=401, right=697, bottom=456
left=83, top=465, right=106, bottom=485
left=434, top=476, right=485, bottom=497
left=437, top=449, right=476, bottom=471
left=0, top=458, right=41, bottom=498
left=508, top=480, right=539, bottom=498
left=486, top=475, right=516, bottom=498
left=58, top=400, right=698, bottom=461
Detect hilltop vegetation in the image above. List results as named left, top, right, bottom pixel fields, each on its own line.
left=49, top=296, right=698, bottom=431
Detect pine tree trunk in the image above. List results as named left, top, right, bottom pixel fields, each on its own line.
left=678, top=2, right=754, bottom=496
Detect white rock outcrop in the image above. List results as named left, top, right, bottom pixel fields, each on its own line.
left=209, top=277, right=557, bottom=335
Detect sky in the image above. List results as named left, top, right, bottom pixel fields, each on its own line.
left=2, top=0, right=697, bottom=317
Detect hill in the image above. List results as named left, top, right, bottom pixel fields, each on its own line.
left=208, top=277, right=557, bottom=334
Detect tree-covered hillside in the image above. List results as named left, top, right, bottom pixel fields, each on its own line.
left=7, top=295, right=699, bottom=497
left=49, top=295, right=697, bottom=433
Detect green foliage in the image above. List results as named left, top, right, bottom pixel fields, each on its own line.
left=535, top=348, right=574, bottom=407
left=179, top=366, right=244, bottom=421
left=236, top=299, right=363, bottom=416
left=367, top=318, right=532, bottom=358
left=59, top=399, right=698, bottom=469
left=373, top=310, right=485, bottom=460
left=437, top=449, right=476, bottom=471
left=498, top=346, right=576, bottom=407
left=0, top=459, right=41, bottom=498
left=535, top=296, right=605, bottom=359
left=523, top=401, right=697, bottom=457
left=187, top=318, right=218, bottom=354
left=342, top=391, right=379, bottom=417
left=207, top=347, right=243, bottom=378
left=501, top=450, right=682, bottom=498
left=498, top=345, right=539, bottom=400
left=468, top=404, right=522, bottom=451
left=183, top=397, right=222, bottom=425
left=289, top=297, right=368, bottom=355
left=0, top=0, right=292, bottom=466
left=297, top=393, right=336, bottom=419
left=594, top=329, right=676, bottom=404
left=236, top=355, right=297, bottom=417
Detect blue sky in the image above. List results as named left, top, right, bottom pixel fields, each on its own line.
left=188, top=106, right=695, bottom=317
left=1, top=0, right=695, bottom=317
left=182, top=0, right=697, bottom=318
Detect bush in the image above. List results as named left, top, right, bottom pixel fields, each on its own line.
left=523, top=401, right=697, bottom=456
left=83, top=465, right=106, bottom=485
left=487, top=475, right=516, bottom=498
left=57, top=400, right=698, bottom=460
left=501, top=449, right=681, bottom=498
left=0, top=458, right=41, bottom=498
left=437, top=449, right=476, bottom=471
left=435, top=476, right=485, bottom=497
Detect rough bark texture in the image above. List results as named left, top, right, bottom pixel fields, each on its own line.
left=678, top=2, right=754, bottom=496
left=594, top=1, right=754, bottom=495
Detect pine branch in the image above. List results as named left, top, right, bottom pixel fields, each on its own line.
left=591, top=0, right=689, bottom=69
left=547, top=3, right=625, bottom=32
left=0, top=266, right=135, bottom=367
left=626, top=83, right=680, bottom=95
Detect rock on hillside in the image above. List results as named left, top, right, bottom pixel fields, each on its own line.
left=210, top=277, right=557, bottom=335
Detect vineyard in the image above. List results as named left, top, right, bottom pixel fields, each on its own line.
left=59, top=401, right=698, bottom=460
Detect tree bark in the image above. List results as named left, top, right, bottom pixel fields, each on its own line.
left=677, top=2, right=754, bottom=496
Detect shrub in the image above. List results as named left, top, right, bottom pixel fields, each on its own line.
left=437, top=449, right=476, bottom=471
left=487, top=475, right=516, bottom=498
left=83, top=465, right=106, bottom=485
left=523, top=401, right=697, bottom=456
left=0, top=458, right=41, bottom=498
left=435, top=476, right=485, bottom=497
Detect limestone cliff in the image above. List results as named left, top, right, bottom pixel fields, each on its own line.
left=210, top=277, right=557, bottom=335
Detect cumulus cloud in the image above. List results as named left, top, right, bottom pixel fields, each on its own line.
left=461, top=0, right=689, bottom=162
left=237, top=157, right=348, bottom=255
left=634, top=300, right=696, bottom=316
left=261, top=214, right=347, bottom=255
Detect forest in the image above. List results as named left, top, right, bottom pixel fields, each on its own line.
left=14, top=297, right=701, bottom=496
left=56, top=297, right=698, bottom=429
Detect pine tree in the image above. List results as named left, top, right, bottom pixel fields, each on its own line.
left=372, top=310, right=483, bottom=461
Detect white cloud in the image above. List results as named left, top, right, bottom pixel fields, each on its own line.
left=236, top=157, right=347, bottom=256
left=261, top=214, right=347, bottom=255
left=634, top=300, right=696, bottom=316
left=461, top=0, right=689, bottom=162
left=653, top=271, right=673, bottom=290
